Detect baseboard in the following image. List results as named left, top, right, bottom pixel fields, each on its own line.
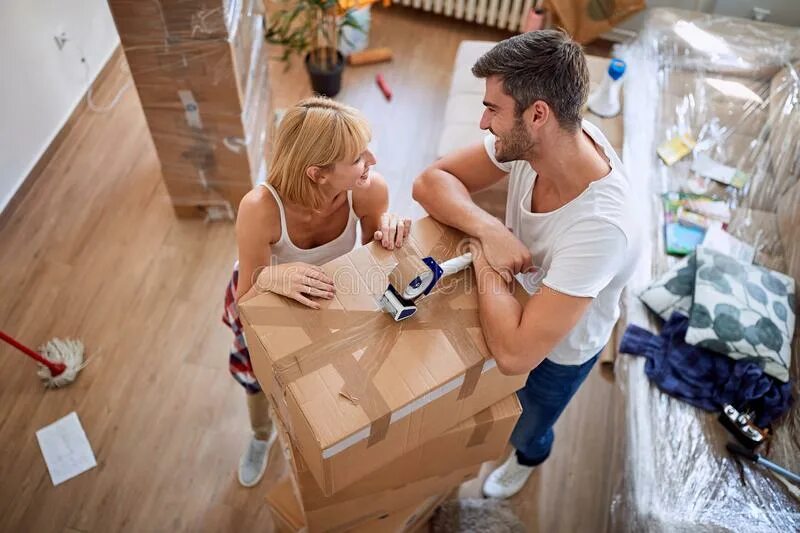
left=0, top=45, right=125, bottom=230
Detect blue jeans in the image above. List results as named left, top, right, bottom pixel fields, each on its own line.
left=511, top=352, right=600, bottom=466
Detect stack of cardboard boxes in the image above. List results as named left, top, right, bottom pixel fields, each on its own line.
left=107, top=0, right=269, bottom=218
left=240, top=217, right=527, bottom=532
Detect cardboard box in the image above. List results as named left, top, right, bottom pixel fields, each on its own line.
left=139, top=71, right=268, bottom=210
left=267, top=478, right=453, bottom=533
left=107, top=0, right=230, bottom=47
left=127, top=13, right=266, bottom=117
left=284, top=394, right=519, bottom=506
left=270, top=394, right=520, bottom=530
left=108, top=0, right=261, bottom=48
left=107, top=0, right=268, bottom=216
left=305, top=465, right=476, bottom=531
left=240, top=217, right=529, bottom=495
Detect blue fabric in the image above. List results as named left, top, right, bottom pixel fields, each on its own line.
left=620, top=312, right=793, bottom=427
left=511, top=353, right=600, bottom=466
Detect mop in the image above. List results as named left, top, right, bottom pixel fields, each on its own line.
left=0, top=330, right=86, bottom=388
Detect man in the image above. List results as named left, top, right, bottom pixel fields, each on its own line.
left=413, top=30, right=640, bottom=499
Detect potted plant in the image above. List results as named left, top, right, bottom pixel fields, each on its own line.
left=266, top=0, right=376, bottom=97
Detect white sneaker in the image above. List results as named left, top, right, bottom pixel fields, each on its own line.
left=238, top=426, right=278, bottom=487
left=482, top=452, right=535, bottom=499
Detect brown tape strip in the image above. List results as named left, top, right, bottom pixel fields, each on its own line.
left=466, top=408, right=495, bottom=448
left=272, top=313, right=394, bottom=385
left=243, top=305, right=377, bottom=331
left=331, top=327, right=399, bottom=444
left=458, top=362, right=484, bottom=400
left=323, top=457, right=335, bottom=496
left=388, top=247, right=428, bottom=292
left=366, top=413, right=392, bottom=447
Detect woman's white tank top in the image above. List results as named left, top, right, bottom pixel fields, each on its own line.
left=260, top=183, right=358, bottom=266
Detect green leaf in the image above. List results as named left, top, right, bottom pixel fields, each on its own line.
left=756, top=317, right=783, bottom=352
left=714, top=303, right=740, bottom=320
left=696, top=338, right=730, bottom=355
left=773, top=301, right=788, bottom=322
left=745, top=282, right=768, bottom=305
left=744, top=325, right=761, bottom=346
left=711, top=251, right=745, bottom=279
left=711, top=276, right=732, bottom=295
left=698, top=266, right=723, bottom=282
left=713, top=314, right=744, bottom=342
left=676, top=264, right=695, bottom=278
left=263, top=0, right=345, bottom=67
left=690, top=303, right=712, bottom=329
left=664, top=273, right=694, bottom=296
left=761, top=271, right=788, bottom=296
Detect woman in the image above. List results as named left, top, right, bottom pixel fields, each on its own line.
left=222, top=97, right=411, bottom=487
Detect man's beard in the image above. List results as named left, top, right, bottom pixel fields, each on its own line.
left=494, top=118, right=534, bottom=163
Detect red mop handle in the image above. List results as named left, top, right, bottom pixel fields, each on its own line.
left=0, top=330, right=66, bottom=375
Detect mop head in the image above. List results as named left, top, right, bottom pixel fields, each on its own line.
left=36, top=338, right=86, bottom=388
left=431, top=498, right=525, bottom=533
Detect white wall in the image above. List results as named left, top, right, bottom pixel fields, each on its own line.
left=0, top=0, right=120, bottom=214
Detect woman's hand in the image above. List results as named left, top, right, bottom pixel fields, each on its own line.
left=254, top=262, right=335, bottom=309
left=373, top=213, right=412, bottom=250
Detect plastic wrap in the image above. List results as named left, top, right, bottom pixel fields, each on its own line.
left=613, top=8, right=800, bottom=532
left=106, top=0, right=270, bottom=217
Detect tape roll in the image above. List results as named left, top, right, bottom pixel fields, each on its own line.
left=388, top=255, right=429, bottom=296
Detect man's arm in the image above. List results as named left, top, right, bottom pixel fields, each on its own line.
left=412, top=142, right=508, bottom=238
left=472, top=246, right=592, bottom=375
left=472, top=220, right=629, bottom=374
left=413, top=142, right=532, bottom=281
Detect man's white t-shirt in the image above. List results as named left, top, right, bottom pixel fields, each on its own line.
left=484, top=120, right=641, bottom=366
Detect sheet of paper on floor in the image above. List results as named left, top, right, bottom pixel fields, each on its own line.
left=35, top=412, right=97, bottom=486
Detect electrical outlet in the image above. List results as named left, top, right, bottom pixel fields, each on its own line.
left=54, top=32, right=68, bottom=50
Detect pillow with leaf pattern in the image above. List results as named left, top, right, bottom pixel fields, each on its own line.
left=685, top=247, right=796, bottom=383
left=639, top=254, right=696, bottom=321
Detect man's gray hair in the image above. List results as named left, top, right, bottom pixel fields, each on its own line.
left=472, top=29, right=589, bottom=132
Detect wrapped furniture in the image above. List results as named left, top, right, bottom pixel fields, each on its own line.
left=614, top=9, right=800, bottom=531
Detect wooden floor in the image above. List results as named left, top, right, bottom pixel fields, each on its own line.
left=0, top=7, right=620, bottom=532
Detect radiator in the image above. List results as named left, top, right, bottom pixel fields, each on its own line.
left=396, top=0, right=533, bottom=32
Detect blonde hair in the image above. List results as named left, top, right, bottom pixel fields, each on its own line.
left=268, top=97, right=371, bottom=210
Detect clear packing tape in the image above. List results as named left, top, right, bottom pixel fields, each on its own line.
left=106, top=0, right=270, bottom=216
left=613, top=8, right=800, bottom=531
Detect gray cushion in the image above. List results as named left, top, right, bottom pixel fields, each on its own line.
left=685, top=246, right=796, bottom=382
left=639, top=254, right=695, bottom=321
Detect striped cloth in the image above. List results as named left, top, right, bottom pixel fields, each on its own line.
left=222, top=267, right=262, bottom=394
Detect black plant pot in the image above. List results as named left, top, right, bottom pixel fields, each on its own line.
left=305, top=49, right=345, bottom=97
